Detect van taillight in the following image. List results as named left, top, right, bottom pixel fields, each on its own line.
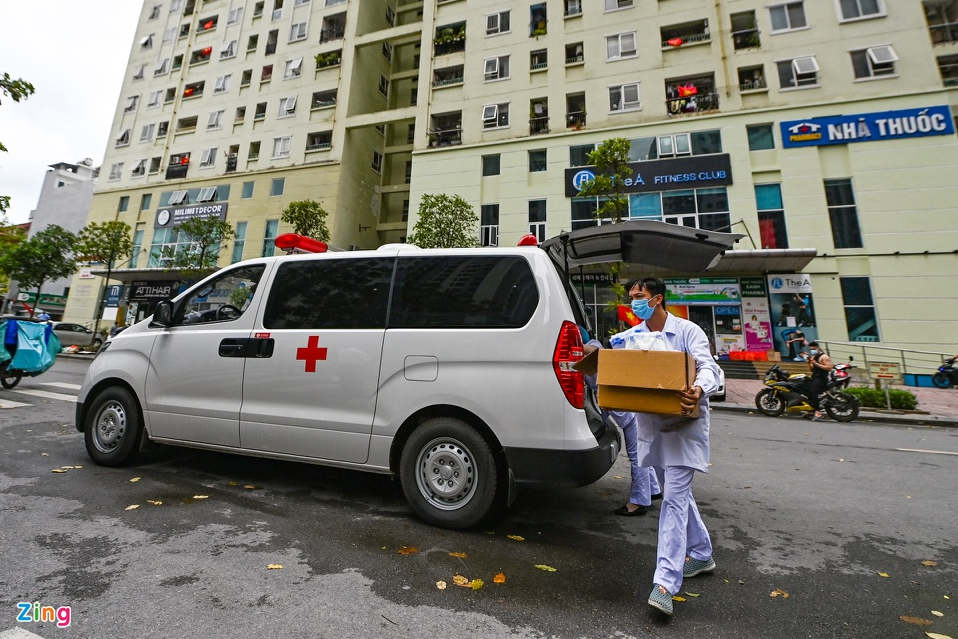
left=553, top=320, right=585, bottom=409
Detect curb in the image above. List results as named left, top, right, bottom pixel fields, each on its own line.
left=712, top=401, right=958, bottom=428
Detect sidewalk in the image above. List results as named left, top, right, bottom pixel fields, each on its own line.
left=717, top=377, right=958, bottom=427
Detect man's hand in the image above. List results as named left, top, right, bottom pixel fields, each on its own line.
left=676, top=385, right=703, bottom=414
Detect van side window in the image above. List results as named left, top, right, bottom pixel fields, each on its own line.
left=390, top=256, right=538, bottom=328
left=179, top=265, right=266, bottom=324
left=263, top=258, right=394, bottom=329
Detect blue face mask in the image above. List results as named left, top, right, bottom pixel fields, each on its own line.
left=631, top=297, right=658, bottom=321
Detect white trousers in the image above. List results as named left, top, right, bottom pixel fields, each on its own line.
left=652, top=465, right=713, bottom=594
left=620, top=412, right=661, bottom=506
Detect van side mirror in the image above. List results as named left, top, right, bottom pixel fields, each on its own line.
left=150, top=300, right=173, bottom=328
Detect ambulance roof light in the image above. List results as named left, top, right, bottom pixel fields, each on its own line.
left=517, top=234, right=539, bottom=247
left=274, top=233, right=329, bottom=254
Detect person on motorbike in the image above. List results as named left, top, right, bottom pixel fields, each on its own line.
left=805, top=341, right=833, bottom=421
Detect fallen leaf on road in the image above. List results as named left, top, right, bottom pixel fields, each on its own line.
left=130, top=477, right=140, bottom=482
left=40, top=452, right=48, bottom=456
left=879, top=572, right=890, bottom=578
left=398, top=546, right=419, bottom=555
left=925, top=633, right=953, bottom=639
left=436, top=581, right=447, bottom=590
left=449, top=552, right=467, bottom=558
left=227, top=481, right=238, bottom=486
left=452, top=574, right=469, bottom=587
left=50, top=469, right=67, bottom=473
left=922, top=561, right=939, bottom=567
left=838, top=458, right=845, bottom=462
left=672, top=596, right=686, bottom=602
left=770, top=589, right=789, bottom=598
left=147, top=500, right=163, bottom=505
left=506, top=535, right=525, bottom=541
left=613, top=475, right=623, bottom=479
left=181, top=497, right=193, bottom=504
left=61, top=465, right=81, bottom=469
left=125, top=504, right=139, bottom=510
left=931, top=611, right=944, bottom=617
left=494, top=573, right=506, bottom=584
left=243, top=484, right=256, bottom=489
left=684, top=592, right=700, bottom=597
left=534, top=565, right=557, bottom=572
left=471, top=578, right=484, bottom=590
left=267, top=564, right=283, bottom=570
left=192, top=495, right=209, bottom=499
left=900, top=616, right=933, bottom=626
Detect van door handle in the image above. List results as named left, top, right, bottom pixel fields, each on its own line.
left=249, top=338, right=274, bottom=358
left=218, top=338, right=248, bottom=357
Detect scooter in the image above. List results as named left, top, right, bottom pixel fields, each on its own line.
left=932, top=357, right=958, bottom=389
left=754, top=362, right=859, bottom=422
left=0, top=360, right=23, bottom=389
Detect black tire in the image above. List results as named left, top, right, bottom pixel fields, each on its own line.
left=755, top=388, right=786, bottom=416
left=84, top=387, right=144, bottom=467
left=0, top=363, right=22, bottom=389
left=932, top=372, right=953, bottom=389
left=92, top=338, right=103, bottom=349
left=825, top=393, right=860, bottom=422
left=400, top=418, right=500, bottom=530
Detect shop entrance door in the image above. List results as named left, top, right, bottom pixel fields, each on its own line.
left=688, top=306, right=715, bottom=354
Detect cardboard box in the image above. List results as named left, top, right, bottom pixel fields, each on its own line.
left=573, top=349, right=699, bottom=417
left=766, top=351, right=782, bottom=362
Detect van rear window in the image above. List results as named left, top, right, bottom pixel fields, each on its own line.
left=263, top=258, right=394, bottom=329
left=390, top=256, right=538, bottom=329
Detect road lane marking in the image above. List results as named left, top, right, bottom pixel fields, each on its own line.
left=39, top=382, right=82, bottom=390
left=0, top=398, right=32, bottom=408
left=9, top=389, right=77, bottom=403
left=895, top=447, right=958, bottom=457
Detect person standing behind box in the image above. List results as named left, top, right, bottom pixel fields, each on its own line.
left=626, top=277, right=720, bottom=617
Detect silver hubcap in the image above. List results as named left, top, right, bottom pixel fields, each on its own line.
left=415, top=438, right=476, bottom=511
left=93, top=400, right=127, bottom=453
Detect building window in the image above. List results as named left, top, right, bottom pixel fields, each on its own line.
left=755, top=184, right=788, bottom=249
left=306, top=131, right=333, bottom=150
left=529, top=149, right=547, bottom=172
left=278, top=96, right=297, bottom=117
left=565, top=0, right=582, bottom=17
left=769, top=2, right=807, bottom=32
left=486, top=10, right=511, bottom=35
left=938, top=54, right=958, bottom=86
left=482, top=154, right=500, bottom=176
left=272, top=136, right=292, bottom=158
left=731, top=11, right=761, bottom=49
left=838, top=0, right=884, bottom=21
left=139, top=123, right=155, bottom=143
left=118, top=196, right=130, bottom=213
left=131, top=159, right=147, bottom=177
left=840, top=276, right=880, bottom=341
left=484, top=55, right=510, bottom=81
left=271, top=177, right=285, bottom=196
left=232, top=221, right=247, bottom=263
left=530, top=48, right=548, bottom=70
left=147, top=90, right=162, bottom=108
left=289, top=21, right=307, bottom=42
left=480, top=204, right=499, bottom=246
left=606, top=32, right=637, bottom=60
left=529, top=200, right=547, bottom=241
left=570, top=144, right=595, bottom=166
left=572, top=198, right=602, bottom=230
left=660, top=19, right=710, bottom=48
left=627, top=188, right=731, bottom=232
left=262, top=219, right=279, bottom=257
left=168, top=190, right=189, bottom=206
left=133, top=64, right=146, bottom=80
left=851, top=45, right=898, bottom=79
left=141, top=193, right=152, bottom=210
left=371, top=150, right=383, bottom=173
left=197, top=187, right=217, bottom=202
left=566, top=42, right=584, bottom=64
left=432, top=64, right=464, bottom=87
left=777, top=56, right=819, bottom=88
left=130, top=229, right=144, bottom=268
left=108, top=163, right=123, bottom=181
left=657, top=133, right=691, bottom=158
left=609, top=82, right=641, bottom=112
left=214, top=74, right=231, bottom=94
left=824, top=179, right=864, bottom=249
left=248, top=141, right=261, bottom=160
left=747, top=124, right=775, bottom=150
left=228, top=7, right=244, bottom=24
left=242, top=181, right=254, bottom=198
left=149, top=157, right=162, bottom=174
left=482, top=103, right=510, bottom=129
left=124, top=95, right=140, bottom=112
left=255, top=102, right=267, bottom=120
left=604, top=0, right=633, bottom=10
left=378, top=74, right=390, bottom=97
left=140, top=34, right=154, bottom=49
left=738, top=65, right=767, bottom=91
left=284, top=57, right=303, bottom=79
left=199, top=147, right=217, bottom=168
left=220, top=40, right=238, bottom=60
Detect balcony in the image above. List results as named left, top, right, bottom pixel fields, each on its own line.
left=666, top=92, right=719, bottom=115
left=320, top=28, right=345, bottom=43
left=564, top=0, right=582, bottom=17
left=738, top=66, right=767, bottom=92
left=315, top=50, right=342, bottom=69
left=434, top=23, right=466, bottom=55
left=432, top=65, right=464, bottom=87
left=165, top=163, right=189, bottom=180
left=661, top=20, right=711, bottom=48
left=305, top=142, right=332, bottom=151
left=566, top=111, right=586, bottom=129
left=929, top=20, right=958, bottom=44
left=529, top=116, right=550, bottom=135
left=428, top=128, right=462, bottom=147
left=731, top=11, right=760, bottom=50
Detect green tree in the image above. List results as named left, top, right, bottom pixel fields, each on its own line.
left=0, top=225, right=77, bottom=318
left=0, top=223, right=27, bottom=295
left=75, top=221, right=134, bottom=338
left=280, top=200, right=331, bottom=241
left=156, top=216, right=235, bottom=273
left=407, top=194, right=480, bottom=248
left=575, top=138, right=634, bottom=314
left=1, top=73, right=36, bottom=215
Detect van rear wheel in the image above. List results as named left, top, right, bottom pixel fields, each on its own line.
left=400, top=418, right=499, bottom=530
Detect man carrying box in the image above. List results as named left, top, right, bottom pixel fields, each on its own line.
left=625, top=277, right=721, bottom=617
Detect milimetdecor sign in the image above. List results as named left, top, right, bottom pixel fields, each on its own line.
left=564, top=154, right=733, bottom=197
left=780, top=105, right=955, bottom=148
left=154, top=201, right=229, bottom=229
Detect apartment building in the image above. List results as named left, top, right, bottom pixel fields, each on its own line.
left=68, top=0, right=958, bottom=355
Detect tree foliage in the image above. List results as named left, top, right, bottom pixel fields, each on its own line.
left=157, top=216, right=235, bottom=273
left=576, top=137, right=633, bottom=224
left=280, top=200, right=330, bottom=241
left=407, top=194, right=480, bottom=248
left=75, top=221, right=134, bottom=270
left=0, top=72, right=36, bottom=214
left=0, top=223, right=27, bottom=292
left=0, top=225, right=77, bottom=318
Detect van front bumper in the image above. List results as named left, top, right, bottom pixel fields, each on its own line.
left=503, top=425, right=619, bottom=487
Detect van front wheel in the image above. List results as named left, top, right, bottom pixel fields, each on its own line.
left=400, top=418, right=499, bottom=530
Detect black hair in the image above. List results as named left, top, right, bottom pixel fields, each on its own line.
left=637, top=277, right=667, bottom=308
left=808, top=341, right=820, bottom=348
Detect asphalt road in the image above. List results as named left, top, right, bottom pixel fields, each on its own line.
left=1, top=358, right=956, bottom=638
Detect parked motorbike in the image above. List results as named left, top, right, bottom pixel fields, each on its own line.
left=932, top=357, right=958, bottom=389
left=0, top=360, right=23, bottom=389
left=754, top=362, right=860, bottom=422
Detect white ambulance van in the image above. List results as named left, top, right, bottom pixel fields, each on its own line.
left=76, top=221, right=739, bottom=529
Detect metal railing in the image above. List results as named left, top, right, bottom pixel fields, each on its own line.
left=732, top=27, right=761, bottom=50
left=566, top=111, right=586, bottom=128
left=428, top=128, right=462, bottom=147
left=817, top=340, right=954, bottom=382
left=661, top=32, right=711, bottom=48
left=929, top=21, right=958, bottom=44
left=666, top=91, right=719, bottom=115
left=529, top=116, right=550, bottom=135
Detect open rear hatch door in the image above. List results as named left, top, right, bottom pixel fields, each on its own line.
left=540, top=219, right=743, bottom=273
